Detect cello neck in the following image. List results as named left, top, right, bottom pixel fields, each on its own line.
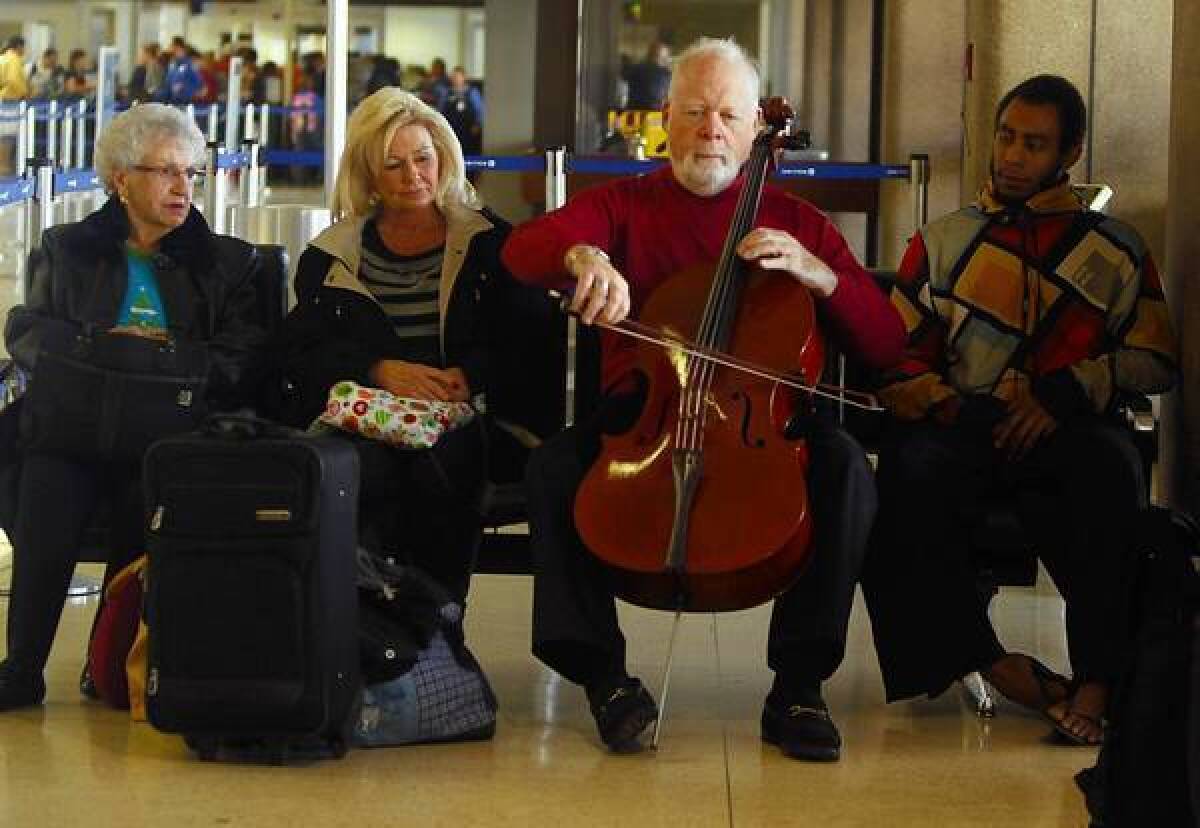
left=698, top=120, right=783, bottom=353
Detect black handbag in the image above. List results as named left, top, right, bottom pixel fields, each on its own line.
left=21, top=321, right=210, bottom=464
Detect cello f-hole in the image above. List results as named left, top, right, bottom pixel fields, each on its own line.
left=733, top=390, right=767, bottom=448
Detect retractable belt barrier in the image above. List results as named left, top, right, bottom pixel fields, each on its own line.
left=261, top=150, right=918, bottom=182
left=1, top=144, right=927, bottom=255
left=0, top=140, right=258, bottom=267
left=0, top=178, right=34, bottom=206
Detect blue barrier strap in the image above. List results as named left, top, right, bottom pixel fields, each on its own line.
left=266, top=104, right=323, bottom=116
left=262, top=152, right=544, bottom=172
left=262, top=149, right=323, bottom=167
left=776, top=162, right=910, bottom=180
left=54, top=169, right=102, bottom=195
left=215, top=150, right=251, bottom=170
left=568, top=157, right=910, bottom=180
left=568, top=157, right=663, bottom=175
left=255, top=151, right=912, bottom=182
left=465, top=155, right=545, bottom=172
left=0, top=178, right=34, bottom=205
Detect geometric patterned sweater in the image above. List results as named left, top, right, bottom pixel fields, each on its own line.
left=880, top=177, right=1178, bottom=422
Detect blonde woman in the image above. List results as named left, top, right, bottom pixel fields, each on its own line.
left=277, top=88, right=510, bottom=603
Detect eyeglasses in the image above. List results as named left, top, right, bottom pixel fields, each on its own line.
left=130, top=164, right=203, bottom=183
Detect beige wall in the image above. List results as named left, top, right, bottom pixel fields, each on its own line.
left=878, top=0, right=966, bottom=269
left=1162, top=0, right=1200, bottom=516
left=962, top=0, right=1093, bottom=203
left=961, top=0, right=1172, bottom=264
left=1091, top=2, right=1173, bottom=264
left=476, top=0, right=538, bottom=223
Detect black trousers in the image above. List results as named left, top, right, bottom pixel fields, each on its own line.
left=861, top=418, right=1145, bottom=702
left=5, top=454, right=144, bottom=673
left=526, top=401, right=878, bottom=689
left=352, top=418, right=487, bottom=604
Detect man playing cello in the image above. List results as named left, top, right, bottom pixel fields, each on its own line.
left=501, top=37, right=904, bottom=759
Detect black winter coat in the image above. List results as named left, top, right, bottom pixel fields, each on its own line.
left=5, top=197, right=267, bottom=409
left=274, top=207, right=511, bottom=428
left=0, top=197, right=266, bottom=530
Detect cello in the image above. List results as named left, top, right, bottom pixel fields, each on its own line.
left=572, top=99, right=830, bottom=614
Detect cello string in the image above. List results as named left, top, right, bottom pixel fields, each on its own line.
left=683, top=133, right=776, bottom=451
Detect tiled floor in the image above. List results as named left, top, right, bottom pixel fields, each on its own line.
left=0, top=551, right=1099, bottom=828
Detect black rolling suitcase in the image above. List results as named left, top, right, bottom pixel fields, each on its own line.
left=142, top=416, right=361, bottom=761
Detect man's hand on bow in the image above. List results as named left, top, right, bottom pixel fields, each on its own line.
left=563, top=244, right=631, bottom=326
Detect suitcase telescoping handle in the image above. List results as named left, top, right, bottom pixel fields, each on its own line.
left=203, top=411, right=303, bottom=441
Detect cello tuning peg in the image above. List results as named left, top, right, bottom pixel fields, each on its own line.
left=781, top=128, right=811, bottom=152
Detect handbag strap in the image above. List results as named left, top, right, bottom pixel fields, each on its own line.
left=202, top=412, right=302, bottom=441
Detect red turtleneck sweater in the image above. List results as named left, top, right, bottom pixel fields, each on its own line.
left=501, top=166, right=904, bottom=391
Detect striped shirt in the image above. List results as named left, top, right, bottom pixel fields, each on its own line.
left=360, top=220, right=444, bottom=368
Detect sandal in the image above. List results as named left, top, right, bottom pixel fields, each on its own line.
left=983, top=653, right=1071, bottom=714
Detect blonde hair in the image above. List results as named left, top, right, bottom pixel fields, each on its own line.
left=332, top=87, right=479, bottom=218
left=94, top=103, right=206, bottom=192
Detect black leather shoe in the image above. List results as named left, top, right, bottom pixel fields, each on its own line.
left=762, top=696, right=842, bottom=761
left=587, top=677, right=658, bottom=753
left=0, top=661, right=46, bottom=712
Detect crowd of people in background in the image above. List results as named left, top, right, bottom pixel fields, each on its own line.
left=0, top=32, right=486, bottom=180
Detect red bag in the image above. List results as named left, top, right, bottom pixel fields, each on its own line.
left=85, top=556, right=146, bottom=709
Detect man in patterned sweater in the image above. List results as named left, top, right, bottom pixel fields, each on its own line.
left=862, top=75, right=1177, bottom=746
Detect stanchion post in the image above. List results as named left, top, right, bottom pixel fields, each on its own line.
left=23, top=106, right=35, bottom=174
left=75, top=101, right=86, bottom=169
left=543, top=147, right=574, bottom=425
left=258, top=103, right=269, bottom=149
left=61, top=105, right=74, bottom=170
left=14, top=101, right=27, bottom=177
left=244, top=102, right=257, bottom=144
left=545, top=145, right=567, bottom=211
left=207, top=104, right=220, bottom=143
left=46, top=100, right=58, bottom=170
left=93, top=46, right=119, bottom=161
left=185, top=103, right=196, bottom=133
left=325, top=0, right=349, bottom=207
left=909, top=153, right=929, bottom=231
left=203, top=141, right=227, bottom=235
left=29, top=161, right=55, bottom=252
left=240, top=139, right=261, bottom=208
left=224, top=56, right=242, bottom=151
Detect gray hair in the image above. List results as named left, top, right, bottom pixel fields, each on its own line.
left=94, top=103, right=206, bottom=192
left=668, top=37, right=761, bottom=109
left=333, top=87, right=479, bottom=219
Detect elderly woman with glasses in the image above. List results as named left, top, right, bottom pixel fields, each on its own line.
left=0, top=103, right=265, bottom=711
left=276, top=87, right=513, bottom=606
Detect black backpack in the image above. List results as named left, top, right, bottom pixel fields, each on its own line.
left=1076, top=506, right=1200, bottom=827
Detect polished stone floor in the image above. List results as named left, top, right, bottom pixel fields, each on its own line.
left=0, top=550, right=1099, bottom=828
